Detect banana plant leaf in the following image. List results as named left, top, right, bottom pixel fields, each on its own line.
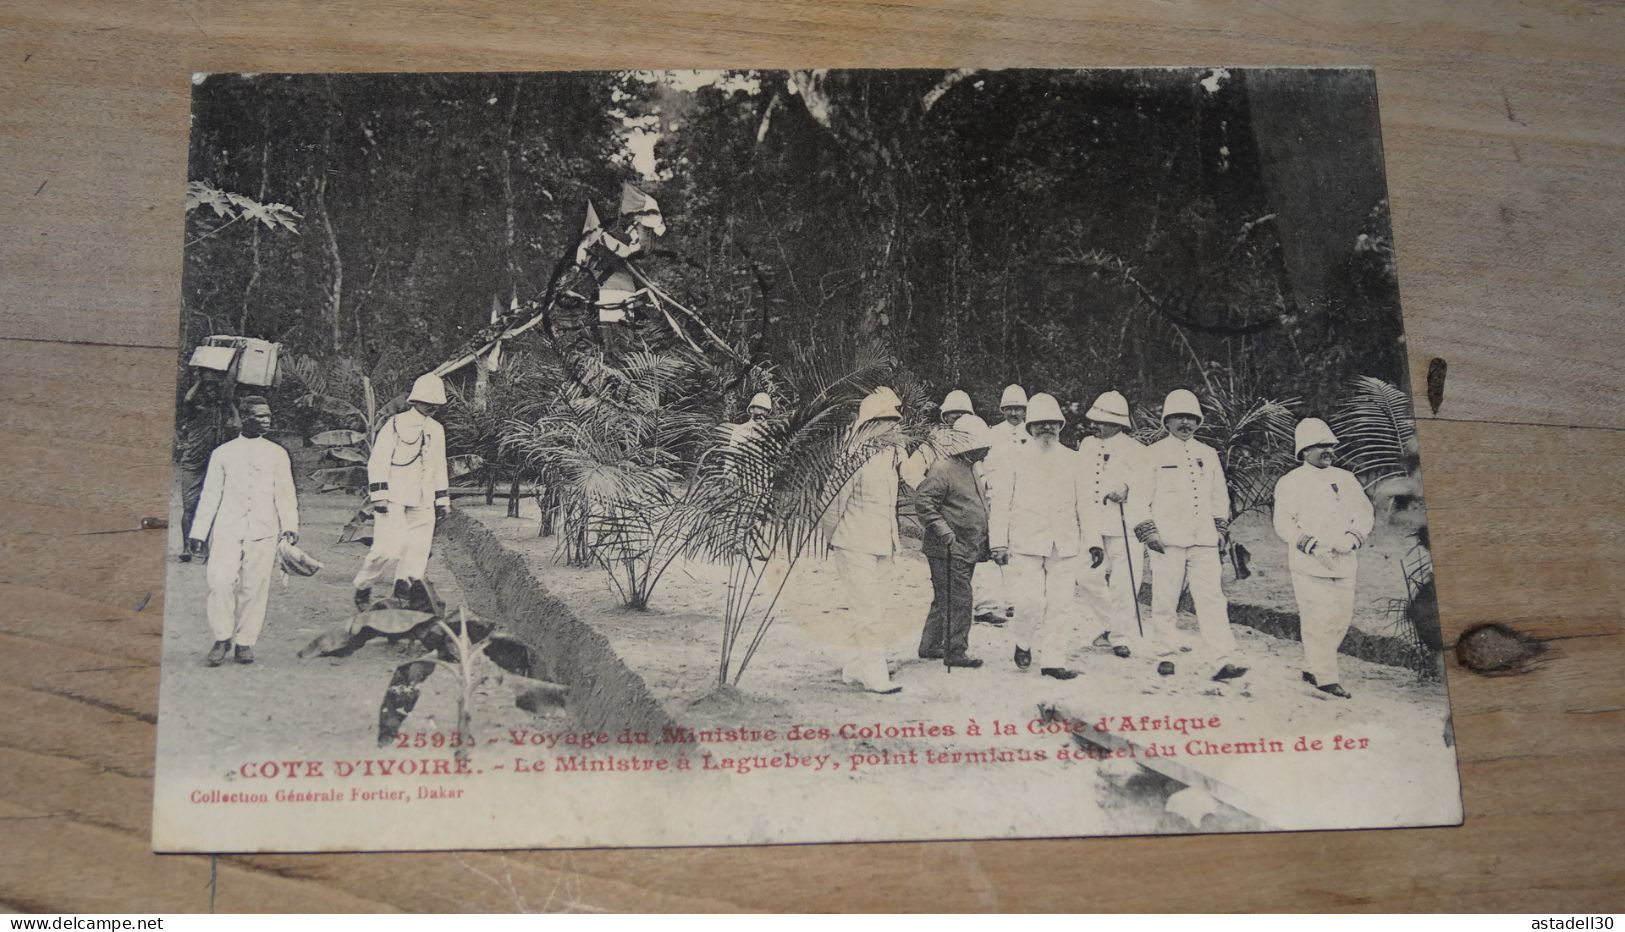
left=323, top=446, right=368, bottom=464
left=377, top=659, right=439, bottom=745
left=312, top=465, right=368, bottom=491
left=295, top=392, right=363, bottom=422
left=311, top=429, right=367, bottom=447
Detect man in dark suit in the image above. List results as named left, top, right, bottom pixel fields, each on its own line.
left=915, top=415, right=994, bottom=668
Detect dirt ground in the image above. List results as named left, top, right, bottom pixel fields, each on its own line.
left=459, top=498, right=1458, bottom=831
left=150, top=478, right=1457, bottom=840
left=154, top=492, right=546, bottom=774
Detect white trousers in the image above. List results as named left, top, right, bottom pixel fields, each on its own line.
left=1292, top=572, right=1356, bottom=685
left=1006, top=548, right=1078, bottom=669
left=972, top=561, right=1010, bottom=616
left=828, top=546, right=895, bottom=691
left=1148, top=544, right=1235, bottom=665
left=353, top=505, right=436, bottom=590
left=1094, top=533, right=1147, bottom=642
left=206, top=536, right=278, bottom=646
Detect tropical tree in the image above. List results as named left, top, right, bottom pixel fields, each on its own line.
left=441, top=350, right=559, bottom=517
left=681, top=345, right=919, bottom=688
left=1328, top=375, right=1419, bottom=490
left=502, top=348, right=719, bottom=606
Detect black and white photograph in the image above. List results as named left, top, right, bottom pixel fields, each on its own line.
left=153, top=67, right=1463, bottom=852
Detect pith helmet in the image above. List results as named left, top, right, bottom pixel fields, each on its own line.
left=1025, top=392, right=1065, bottom=428
left=999, top=384, right=1028, bottom=409
left=1160, top=389, right=1203, bottom=426
left=940, top=389, right=974, bottom=416
left=1294, top=417, right=1339, bottom=457
left=941, top=414, right=992, bottom=455
left=1085, top=390, right=1133, bottom=428
left=856, top=390, right=902, bottom=426
left=408, top=373, right=447, bottom=405
left=747, top=392, right=772, bottom=412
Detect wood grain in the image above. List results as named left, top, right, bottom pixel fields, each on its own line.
left=1, top=0, right=1622, bottom=913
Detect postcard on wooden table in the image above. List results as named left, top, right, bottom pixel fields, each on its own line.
left=153, top=67, right=1462, bottom=852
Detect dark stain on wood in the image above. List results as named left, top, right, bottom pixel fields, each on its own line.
left=1426, top=357, right=1447, bottom=415
left=1456, top=622, right=1546, bottom=676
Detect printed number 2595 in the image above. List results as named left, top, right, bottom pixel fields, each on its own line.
left=396, top=732, right=472, bottom=749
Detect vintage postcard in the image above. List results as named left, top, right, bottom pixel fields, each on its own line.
left=153, top=68, right=1462, bottom=852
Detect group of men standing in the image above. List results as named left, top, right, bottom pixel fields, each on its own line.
left=819, top=382, right=1376, bottom=701
left=184, top=374, right=453, bottom=667
left=188, top=366, right=1376, bottom=709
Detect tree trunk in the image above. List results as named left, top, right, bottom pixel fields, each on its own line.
left=507, top=478, right=521, bottom=518
left=314, top=160, right=344, bottom=355
left=239, top=106, right=270, bottom=334
left=501, top=76, right=523, bottom=309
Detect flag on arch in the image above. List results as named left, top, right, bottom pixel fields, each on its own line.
left=619, top=183, right=667, bottom=236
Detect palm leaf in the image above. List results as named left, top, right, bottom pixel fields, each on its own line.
left=1330, top=376, right=1418, bottom=487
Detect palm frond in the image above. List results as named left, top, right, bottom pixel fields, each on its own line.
left=1330, top=375, right=1418, bottom=487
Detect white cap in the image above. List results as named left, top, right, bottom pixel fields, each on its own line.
left=999, top=384, right=1028, bottom=409
left=408, top=373, right=447, bottom=405
left=1294, top=417, right=1339, bottom=456
left=1085, top=390, right=1133, bottom=428
left=940, top=389, right=974, bottom=416
left=747, top=392, right=772, bottom=412
left=1161, top=388, right=1203, bottom=425
left=940, top=414, right=992, bottom=454
left=1025, top=393, right=1065, bottom=427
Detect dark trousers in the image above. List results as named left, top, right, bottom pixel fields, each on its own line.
left=919, top=554, right=975, bottom=658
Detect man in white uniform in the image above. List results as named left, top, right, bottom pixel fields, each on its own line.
left=822, top=390, right=908, bottom=694
left=187, top=396, right=299, bottom=666
left=1074, top=390, right=1142, bottom=659
left=1131, top=389, right=1247, bottom=682
left=975, top=384, right=1028, bottom=624
left=989, top=393, right=1104, bottom=680
left=727, top=392, right=773, bottom=448
left=1273, top=418, right=1375, bottom=699
left=353, top=373, right=451, bottom=609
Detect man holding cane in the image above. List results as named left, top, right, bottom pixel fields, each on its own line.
left=1074, top=390, right=1143, bottom=658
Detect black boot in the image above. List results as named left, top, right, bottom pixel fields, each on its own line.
left=1013, top=646, right=1032, bottom=672
left=206, top=640, right=231, bottom=667
left=353, top=587, right=372, bottom=612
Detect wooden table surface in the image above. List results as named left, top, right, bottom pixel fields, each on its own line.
left=2, top=0, right=1621, bottom=913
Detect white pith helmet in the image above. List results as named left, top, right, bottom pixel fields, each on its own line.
left=1085, top=390, right=1133, bottom=429
left=1025, top=393, right=1065, bottom=430
left=999, top=384, right=1028, bottom=409
left=1294, top=417, right=1339, bottom=457
left=940, top=389, right=974, bottom=416
left=856, top=390, right=902, bottom=426
left=1160, top=388, right=1203, bottom=426
left=408, top=373, right=447, bottom=405
left=941, top=414, right=992, bottom=455
left=747, top=392, right=772, bottom=412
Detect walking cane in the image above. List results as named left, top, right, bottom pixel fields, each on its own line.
left=943, top=549, right=954, bottom=674
left=1117, top=501, right=1144, bottom=638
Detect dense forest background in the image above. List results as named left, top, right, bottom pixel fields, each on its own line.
left=182, top=68, right=1408, bottom=421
